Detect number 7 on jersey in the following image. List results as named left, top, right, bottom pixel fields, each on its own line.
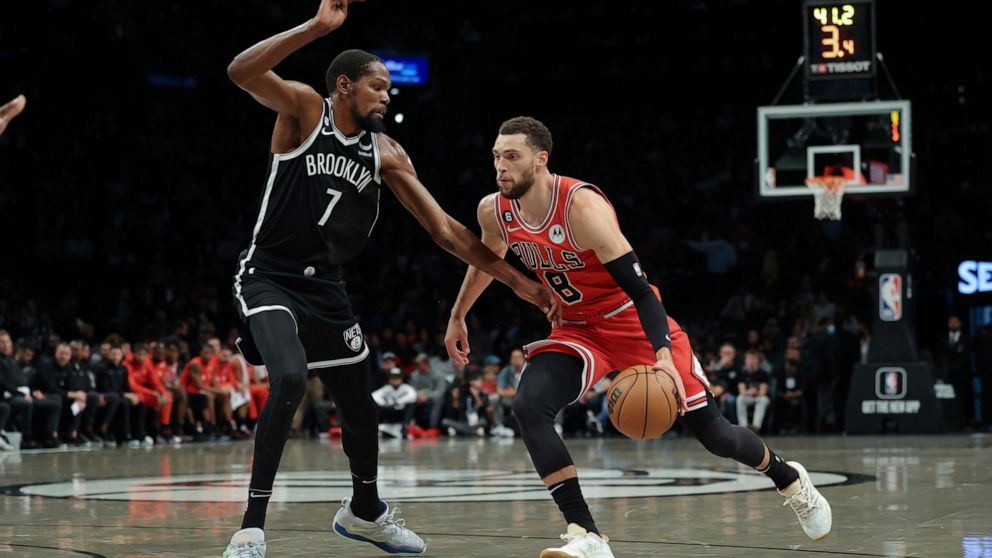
left=318, top=188, right=342, bottom=226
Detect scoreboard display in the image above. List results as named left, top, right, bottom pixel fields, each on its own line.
left=804, top=0, right=876, bottom=80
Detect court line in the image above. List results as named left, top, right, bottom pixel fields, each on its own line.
left=0, top=471, right=873, bottom=502
left=2, top=543, right=107, bottom=557
left=0, top=524, right=928, bottom=557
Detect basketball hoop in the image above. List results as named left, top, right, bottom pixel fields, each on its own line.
left=805, top=176, right=847, bottom=220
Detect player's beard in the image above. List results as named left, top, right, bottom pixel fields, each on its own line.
left=355, top=109, right=387, bottom=133
left=499, top=166, right=536, bottom=200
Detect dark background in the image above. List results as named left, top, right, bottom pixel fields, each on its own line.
left=1, top=0, right=989, bottom=361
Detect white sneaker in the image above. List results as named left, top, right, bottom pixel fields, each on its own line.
left=779, top=461, right=832, bottom=540
left=333, top=497, right=426, bottom=555
left=585, top=411, right=604, bottom=436
left=0, top=434, right=12, bottom=451
left=378, top=423, right=404, bottom=439
left=491, top=425, right=515, bottom=438
left=540, top=523, right=615, bottom=558
left=222, top=527, right=266, bottom=557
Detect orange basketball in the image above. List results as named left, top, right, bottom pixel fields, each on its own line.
left=606, top=364, right=679, bottom=440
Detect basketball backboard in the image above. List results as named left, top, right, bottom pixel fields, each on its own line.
left=757, top=100, right=912, bottom=197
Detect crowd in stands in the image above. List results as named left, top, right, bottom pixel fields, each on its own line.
left=0, top=328, right=268, bottom=450
left=4, top=287, right=989, bottom=451
left=2, top=1, right=991, bottom=449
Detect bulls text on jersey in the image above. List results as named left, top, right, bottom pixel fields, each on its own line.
left=508, top=241, right=585, bottom=272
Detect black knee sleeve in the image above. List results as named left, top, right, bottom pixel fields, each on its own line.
left=270, top=371, right=307, bottom=411
left=317, top=361, right=379, bottom=477
left=514, top=352, right=584, bottom=478
left=248, top=310, right=309, bottom=413
left=510, top=389, right=549, bottom=426
left=681, top=391, right=765, bottom=467
left=696, top=416, right=743, bottom=459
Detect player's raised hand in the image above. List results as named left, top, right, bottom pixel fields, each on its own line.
left=311, top=0, right=364, bottom=36
left=653, top=349, right=688, bottom=415
left=0, top=95, right=26, bottom=136
left=444, top=316, right=471, bottom=367
left=514, top=281, right=562, bottom=327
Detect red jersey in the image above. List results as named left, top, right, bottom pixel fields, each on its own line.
left=179, top=356, right=218, bottom=394
left=212, top=359, right=238, bottom=388
left=145, top=355, right=177, bottom=387
left=124, top=354, right=163, bottom=397
left=494, top=175, right=631, bottom=323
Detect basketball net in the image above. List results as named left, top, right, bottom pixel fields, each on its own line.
left=805, top=176, right=846, bottom=221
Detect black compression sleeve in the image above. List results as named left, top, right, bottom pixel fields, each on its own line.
left=603, top=251, right=671, bottom=352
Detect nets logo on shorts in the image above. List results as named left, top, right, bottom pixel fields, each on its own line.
left=343, top=324, right=363, bottom=352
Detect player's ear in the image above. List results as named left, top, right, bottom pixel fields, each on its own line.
left=535, top=150, right=549, bottom=170
left=335, top=75, right=352, bottom=96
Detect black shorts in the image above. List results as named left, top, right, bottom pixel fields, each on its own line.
left=233, top=264, right=369, bottom=371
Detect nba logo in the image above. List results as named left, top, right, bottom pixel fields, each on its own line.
left=875, top=367, right=907, bottom=399
left=879, top=273, right=902, bottom=322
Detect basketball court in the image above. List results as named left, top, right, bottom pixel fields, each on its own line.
left=2, top=433, right=989, bottom=557
left=3, top=1, right=990, bottom=557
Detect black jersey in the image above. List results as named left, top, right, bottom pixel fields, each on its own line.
left=238, top=98, right=382, bottom=274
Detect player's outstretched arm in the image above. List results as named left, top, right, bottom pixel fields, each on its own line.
left=227, top=0, right=361, bottom=117
left=0, top=94, right=26, bottom=136
left=377, top=135, right=560, bottom=324
left=444, top=194, right=507, bottom=366
left=569, top=188, right=688, bottom=414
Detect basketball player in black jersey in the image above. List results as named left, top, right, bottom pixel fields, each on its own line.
left=222, top=2, right=559, bottom=556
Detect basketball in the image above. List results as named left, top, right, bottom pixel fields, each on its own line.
left=606, top=364, right=679, bottom=440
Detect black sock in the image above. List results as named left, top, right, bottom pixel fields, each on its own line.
left=756, top=450, right=799, bottom=490
left=351, top=473, right=384, bottom=521
left=549, top=478, right=599, bottom=535
left=242, top=488, right=272, bottom=529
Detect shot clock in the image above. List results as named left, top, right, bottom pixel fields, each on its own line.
left=804, top=0, right=876, bottom=80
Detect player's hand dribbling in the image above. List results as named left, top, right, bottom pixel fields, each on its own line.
left=444, top=316, right=470, bottom=367
left=514, top=281, right=562, bottom=327
left=310, top=0, right=364, bottom=36
left=653, top=348, right=689, bottom=415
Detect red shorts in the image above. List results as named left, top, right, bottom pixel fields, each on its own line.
left=524, top=304, right=710, bottom=410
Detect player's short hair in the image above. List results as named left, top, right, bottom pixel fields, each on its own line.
left=499, top=116, right=553, bottom=155
left=326, top=49, right=384, bottom=92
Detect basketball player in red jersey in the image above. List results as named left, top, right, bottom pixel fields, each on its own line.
left=445, top=117, right=832, bottom=558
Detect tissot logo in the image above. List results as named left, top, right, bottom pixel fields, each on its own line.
left=5, top=468, right=849, bottom=503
